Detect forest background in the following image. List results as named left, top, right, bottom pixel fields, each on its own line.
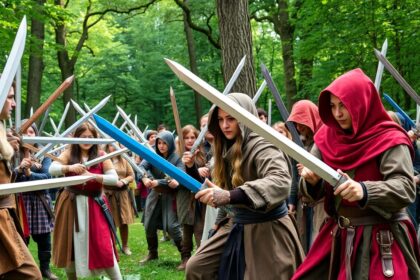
left=0, top=0, right=418, bottom=131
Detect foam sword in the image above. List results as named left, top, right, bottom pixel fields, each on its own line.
left=93, top=114, right=202, bottom=193
left=165, top=58, right=347, bottom=189
left=190, top=55, right=246, bottom=154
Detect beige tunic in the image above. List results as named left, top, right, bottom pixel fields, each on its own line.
left=104, top=157, right=135, bottom=227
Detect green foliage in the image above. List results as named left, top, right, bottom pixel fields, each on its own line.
left=0, top=0, right=419, bottom=129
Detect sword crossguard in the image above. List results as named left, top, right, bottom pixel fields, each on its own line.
left=333, top=173, right=348, bottom=191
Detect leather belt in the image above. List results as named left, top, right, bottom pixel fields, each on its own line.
left=333, top=207, right=407, bottom=280
left=337, top=205, right=408, bottom=227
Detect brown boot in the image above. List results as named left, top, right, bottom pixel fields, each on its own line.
left=177, top=257, right=189, bottom=271
left=140, top=251, right=158, bottom=265
left=40, top=268, right=59, bottom=280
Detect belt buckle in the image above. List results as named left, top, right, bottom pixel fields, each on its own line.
left=338, top=216, right=352, bottom=229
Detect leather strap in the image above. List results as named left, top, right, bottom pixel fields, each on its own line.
left=377, top=229, right=394, bottom=277
left=345, top=228, right=355, bottom=280
left=328, top=225, right=340, bottom=280
left=36, top=192, right=55, bottom=220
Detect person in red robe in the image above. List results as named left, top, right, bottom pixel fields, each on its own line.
left=292, top=68, right=420, bottom=279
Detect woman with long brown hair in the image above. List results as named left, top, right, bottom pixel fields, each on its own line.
left=186, top=93, right=304, bottom=279
left=49, top=123, right=121, bottom=279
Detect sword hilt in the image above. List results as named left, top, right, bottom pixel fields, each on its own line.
left=332, top=173, right=348, bottom=191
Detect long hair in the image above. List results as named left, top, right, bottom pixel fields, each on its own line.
left=105, top=143, right=122, bottom=161
left=177, top=124, right=206, bottom=167
left=211, top=110, right=244, bottom=190
left=273, top=121, right=292, bottom=140
left=69, top=122, right=99, bottom=164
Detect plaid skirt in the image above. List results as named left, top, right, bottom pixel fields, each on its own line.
left=22, top=191, right=54, bottom=235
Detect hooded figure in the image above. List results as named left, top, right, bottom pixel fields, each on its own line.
left=139, top=131, right=183, bottom=264
left=287, top=100, right=327, bottom=252
left=293, top=69, right=420, bottom=280
left=287, top=100, right=322, bottom=150
left=186, top=93, right=304, bottom=280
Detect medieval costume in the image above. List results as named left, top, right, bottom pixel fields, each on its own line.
left=186, top=93, right=305, bottom=280
left=49, top=123, right=121, bottom=279
left=14, top=120, right=57, bottom=279
left=177, top=125, right=207, bottom=270
left=104, top=147, right=136, bottom=256
left=292, top=69, right=420, bottom=280
left=140, top=131, right=183, bottom=263
left=287, top=100, right=327, bottom=251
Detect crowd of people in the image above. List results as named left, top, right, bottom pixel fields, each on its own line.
left=1, top=68, right=420, bottom=280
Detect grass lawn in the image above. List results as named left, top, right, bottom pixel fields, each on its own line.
left=28, top=217, right=186, bottom=280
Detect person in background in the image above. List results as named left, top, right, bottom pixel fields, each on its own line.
left=104, top=144, right=136, bottom=256
left=257, top=108, right=268, bottom=124
left=176, top=125, right=207, bottom=270
left=139, top=131, right=183, bottom=265
left=14, top=120, right=57, bottom=279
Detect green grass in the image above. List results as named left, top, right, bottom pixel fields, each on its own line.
left=28, top=217, right=185, bottom=280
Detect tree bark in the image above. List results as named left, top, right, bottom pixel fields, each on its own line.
left=182, top=0, right=202, bottom=127
left=54, top=0, right=76, bottom=127
left=216, top=0, right=256, bottom=96
left=26, top=0, right=46, bottom=118
left=272, top=0, right=297, bottom=110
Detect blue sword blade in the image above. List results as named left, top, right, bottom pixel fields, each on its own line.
left=383, top=93, right=416, bottom=128
left=93, top=114, right=201, bottom=193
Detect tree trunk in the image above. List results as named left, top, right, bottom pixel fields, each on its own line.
left=298, top=56, right=314, bottom=99
left=216, top=0, right=256, bottom=97
left=273, top=0, right=297, bottom=110
left=26, top=0, right=46, bottom=118
left=182, top=0, right=202, bottom=127
left=54, top=0, right=77, bottom=127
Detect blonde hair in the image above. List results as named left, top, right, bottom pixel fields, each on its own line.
left=273, top=121, right=292, bottom=140
left=211, top=110, right=244, bottom=189
left=177, top=124, right=206, bottom=167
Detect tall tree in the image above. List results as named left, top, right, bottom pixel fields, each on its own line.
left=216, top=0, right=256, bottom=96
left=181, top=0, right=201, bottom=126
left=251, top=0, right=298, bottom=109
left=26, top=0, right=46, bottom=117
left=53, top=0, right=158, bottom=127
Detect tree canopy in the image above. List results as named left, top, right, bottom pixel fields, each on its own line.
left=0, top=0, right=418, bottom=131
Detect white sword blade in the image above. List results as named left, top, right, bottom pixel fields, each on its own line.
left=374, top=38, right=388, bottom=91
left=165, top=58, right=346, bottom=187
left=0, top=175, right=94, bottom=195
left=23, top=136, right=115, bottom=145
left=71, top=100, right=144, bottom=175
left=0, top=16, right=26, bottom=110
left=84, top=148, right=128, bottom=168
left=253, top=80, right=267, bottom=103
left=34, top=96, right=111, bottom=159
